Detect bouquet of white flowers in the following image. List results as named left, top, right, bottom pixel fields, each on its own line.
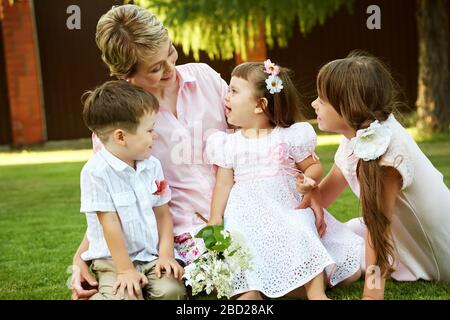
left=183, top=223, right=252, bottom=299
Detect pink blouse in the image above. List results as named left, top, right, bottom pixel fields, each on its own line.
left=93, top=63, right=228, bottom=235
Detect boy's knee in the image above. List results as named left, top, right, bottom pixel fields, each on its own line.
left=150, top=279, right=186, bottom=300
left=90, top=290, right=144, bottom=300
left=89, top=290, right=120, bottom=300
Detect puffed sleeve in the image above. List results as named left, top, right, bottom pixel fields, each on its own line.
left=206, top=131, right=233, bottom=168
left=80, top=167, right=115, bottom=214
left=379, top=138, right=414, bottom=190
left=285, top=122, right=318, bottom=163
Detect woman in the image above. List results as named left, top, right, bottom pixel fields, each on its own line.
left=71, top=4, right=229, bottom=299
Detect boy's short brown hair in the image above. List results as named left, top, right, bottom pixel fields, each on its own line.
left=82, top=80, right=159, bottom=142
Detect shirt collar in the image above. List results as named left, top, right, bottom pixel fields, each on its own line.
left=99, top=148, right=155, bottom=174
left=176, top=65, right=196, bottom=89
left=99, top=148, right=130, bottom=172
left=136, top=157, right=155, bottom=174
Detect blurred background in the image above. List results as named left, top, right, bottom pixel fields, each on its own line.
left=0, top=0, right=449, bottom=147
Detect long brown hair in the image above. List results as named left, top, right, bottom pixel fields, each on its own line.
left=231, top=62, right=305, bottom=127
left=317, top=51, right=405, bottom=277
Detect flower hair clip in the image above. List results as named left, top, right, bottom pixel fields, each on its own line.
left=264, top=59, right=284, bottom=94
left=349, top=120, right=392, bottom=161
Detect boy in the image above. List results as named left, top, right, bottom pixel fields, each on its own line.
left=79, top=80, right=186, bottom=300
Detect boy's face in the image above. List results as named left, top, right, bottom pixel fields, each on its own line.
left=224, top=76, right=260, bottom=128
left=124, top=111, right=157, bottom=161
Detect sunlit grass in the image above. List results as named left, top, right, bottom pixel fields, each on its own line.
left=0, top=134, right=449, bottom=299
left=0, top=149, right=93, bottom=166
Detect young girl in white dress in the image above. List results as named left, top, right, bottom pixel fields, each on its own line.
left=310, top=52, right=450, bottom=300
left=206, top=60, right=363, bottom=300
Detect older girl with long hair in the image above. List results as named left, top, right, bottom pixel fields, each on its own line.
left=309, top=52, right=450, bottom=299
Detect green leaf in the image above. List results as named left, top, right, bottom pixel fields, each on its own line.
left=194, top=224, right=232, bottom=252
left=132, top=0, right=354, bottom=61
left=195, top=225, right=214, bottom=239
left=204, top=237, right=216, bottom=249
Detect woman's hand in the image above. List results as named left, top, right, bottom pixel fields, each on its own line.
left=71, top=258, right=98, bottom=300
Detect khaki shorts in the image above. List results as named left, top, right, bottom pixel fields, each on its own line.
left=89, top=259, right=186, bottom=300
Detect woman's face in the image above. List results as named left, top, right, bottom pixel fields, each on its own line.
left=127, top=39, right=178, bottom=93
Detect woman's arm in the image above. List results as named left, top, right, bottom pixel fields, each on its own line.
left=73, top=232, right=90, bottom=265
left=362, top=166, right=401, bottom=300
left=71, top=232, right=98, bottom=300
left=318, top=164, right=349, bottom=209
left=208, top=167, right=234, bottom=225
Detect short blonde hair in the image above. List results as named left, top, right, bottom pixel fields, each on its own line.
left=96, top=4, right=169, bottom=79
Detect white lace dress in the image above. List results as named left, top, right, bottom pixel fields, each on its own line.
left=206, top=123, right=363, bottom=298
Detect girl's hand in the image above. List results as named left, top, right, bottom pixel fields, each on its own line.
left=113, top=269, right=148, bottom=300
left=155, top=256, right=185, bottom=281
left=71, top=258, right=98, bottom=300
left=298, top=190, right=327, bottom=238
left=296, top=173, right=317, bottom=194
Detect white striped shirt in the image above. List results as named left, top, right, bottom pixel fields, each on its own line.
left=80, top=148, right=171, bottom=262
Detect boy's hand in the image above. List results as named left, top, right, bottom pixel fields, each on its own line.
left=296, top=173, right=317, bottom=194
left=155, top=256, right=185, bottom=281
left=113, top=269, right=148, bottom=300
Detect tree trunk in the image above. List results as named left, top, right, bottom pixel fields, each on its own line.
left=235, top=21, right=267, bottom=64
left=416, top=0, right=450, bottom=134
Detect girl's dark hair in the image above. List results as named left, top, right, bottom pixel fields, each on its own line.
left=317, top=51, right=405, bottom=277
left=231, top=62, right=305, bottom=127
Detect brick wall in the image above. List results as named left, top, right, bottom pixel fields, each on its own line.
left=1, top=0, right=45, bottom=145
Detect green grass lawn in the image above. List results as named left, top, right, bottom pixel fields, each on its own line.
left=0, top=137, right=449, bottom=300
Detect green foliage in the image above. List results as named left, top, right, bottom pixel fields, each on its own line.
left=195, top=223, right=231, bottom=252
left=130, top=0, right=353, bottom=60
